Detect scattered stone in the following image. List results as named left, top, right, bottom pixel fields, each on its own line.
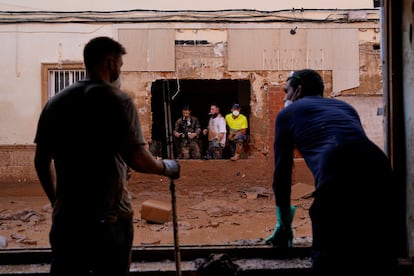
left=238, top=186, right=272, bottom=199
left=207, top=204, right=245, bottom=217
left=0, top=235, right=8, bottom=248
left=19, top=239, right=37, bottom=245
left=149, top=221, right=193, bottom=232
left=41, top=204, right=52, bottom=213
left=208, top=221, right=220, bottom=227
left=10, top=233, right=27, bottom=243
left=0, top=208, right=45, bottom=223
left=291, top=183, right=314, bottom=200
left=226, top=238, right=264, bottom=246
left=189, top=199, right=245, bottom=217
left=141, top=239, right=161, bottom=245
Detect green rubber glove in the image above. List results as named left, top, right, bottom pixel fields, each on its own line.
left=265, top=206, right=296, bottom=248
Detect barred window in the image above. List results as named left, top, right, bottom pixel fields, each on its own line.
left=48, top=69, right=86, bottom=98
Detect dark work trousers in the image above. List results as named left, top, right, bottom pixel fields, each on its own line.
left=309, top=141, right=399, bottom=275
left=207, top=140, right=223, bottom=159
left=49, top=215, right=133, bottom=276
left=179, top=139, right=201, bottom=159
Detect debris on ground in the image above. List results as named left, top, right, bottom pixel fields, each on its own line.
left=0, top=160, right=313, bottom=248
left=291, top=183, right=314, bottom=200
left=0, top=208, right=46, bottom=223
left=0, top=235, right=8, bottom=248
left=237, top=186, right=273, bottom=200
left=10, top=233, right=37, bottom=245
left=195, top=253, right=241, bottom=275
left=189, top=199, right=245, bottom=217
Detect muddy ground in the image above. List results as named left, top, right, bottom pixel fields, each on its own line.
left=0, top=159, right=313, bottom=249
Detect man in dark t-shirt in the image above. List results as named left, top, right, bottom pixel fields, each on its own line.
left=34, top=36, right=179, bottom=276
left=173, top=105, right=201, bottom=159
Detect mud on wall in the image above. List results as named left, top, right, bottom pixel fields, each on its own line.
left=0, top=40, right=382, bottom=183
left=121, top=44, right=296, bottom=158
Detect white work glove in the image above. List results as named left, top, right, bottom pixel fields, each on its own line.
left=162, top=159, right=180, bottom=179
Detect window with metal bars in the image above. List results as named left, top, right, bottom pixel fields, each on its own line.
left=48, top=69, right=86, bottom=98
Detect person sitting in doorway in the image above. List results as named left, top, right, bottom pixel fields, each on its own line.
left=173, top=105, right=202, bottom=159
left=202, top=103, right=227, bottom=159
left=225, top=103, right=248, bottom=161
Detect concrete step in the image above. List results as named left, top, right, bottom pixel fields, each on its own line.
left=0, top=245, right=412, bottom=275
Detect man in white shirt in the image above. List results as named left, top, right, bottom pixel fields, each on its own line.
left=203, top=104, right=226, bottom=159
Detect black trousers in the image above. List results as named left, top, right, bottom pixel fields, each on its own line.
left=309, top=141, right=399, bottom=274
left=49, top=216, right=134, bottom=276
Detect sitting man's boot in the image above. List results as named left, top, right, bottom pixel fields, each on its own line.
left=230, top=142, right=243, bottom=161
left=230, top=154, right=240, bottom=161
left=181, top=147, right=190, bottom=159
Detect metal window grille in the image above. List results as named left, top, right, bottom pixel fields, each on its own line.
left=48, top=69, right=86, bottom=98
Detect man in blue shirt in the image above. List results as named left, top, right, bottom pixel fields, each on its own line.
left=266, top=69, right=398, bottom=274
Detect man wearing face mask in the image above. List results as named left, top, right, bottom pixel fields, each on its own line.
left=267, top=69, right=398, bottom=274
left=225, top=103, right=248, bottom=161
left=34, top=36, right=180, bottom=276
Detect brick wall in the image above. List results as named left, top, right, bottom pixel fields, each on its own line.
left=0, top=145, right=37, bottom=183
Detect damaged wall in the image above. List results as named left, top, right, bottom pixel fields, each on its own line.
left=0, top=19, right=382, bottom=183
left=117, top=25, right=381, bottom=154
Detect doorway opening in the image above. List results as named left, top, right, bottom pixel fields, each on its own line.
left=150, top=79, right=251, bottom=159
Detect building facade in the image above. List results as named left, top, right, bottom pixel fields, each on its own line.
left=0, top=3, right=382, bottom=182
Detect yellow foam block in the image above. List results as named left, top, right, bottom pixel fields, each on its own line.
left=141, top=199, right=172, bottom=224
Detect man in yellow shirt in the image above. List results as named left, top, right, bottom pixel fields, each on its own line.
left=225, top=103, right=248, bottom=160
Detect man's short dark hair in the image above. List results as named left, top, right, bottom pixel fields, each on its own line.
left=182, top=105, right=191, bottom=110
left=288, top=69, right=325, bottom=97
left=210, top=103, right=220, bottom=109
left=83, top=36, right=127, bottom=72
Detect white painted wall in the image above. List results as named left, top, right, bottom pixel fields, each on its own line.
left=339, top=96, right=384, bottom=151
left=0, top=0, right=377, bottom=144
left=0, top=0, right=374, bottom=11
left=0, top=24, right=113, bottom=144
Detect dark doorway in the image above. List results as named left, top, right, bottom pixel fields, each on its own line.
left=150, top=79, right=251, bottom=159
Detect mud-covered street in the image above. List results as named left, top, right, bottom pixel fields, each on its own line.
left=0, top=159, right=313, bottom=249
